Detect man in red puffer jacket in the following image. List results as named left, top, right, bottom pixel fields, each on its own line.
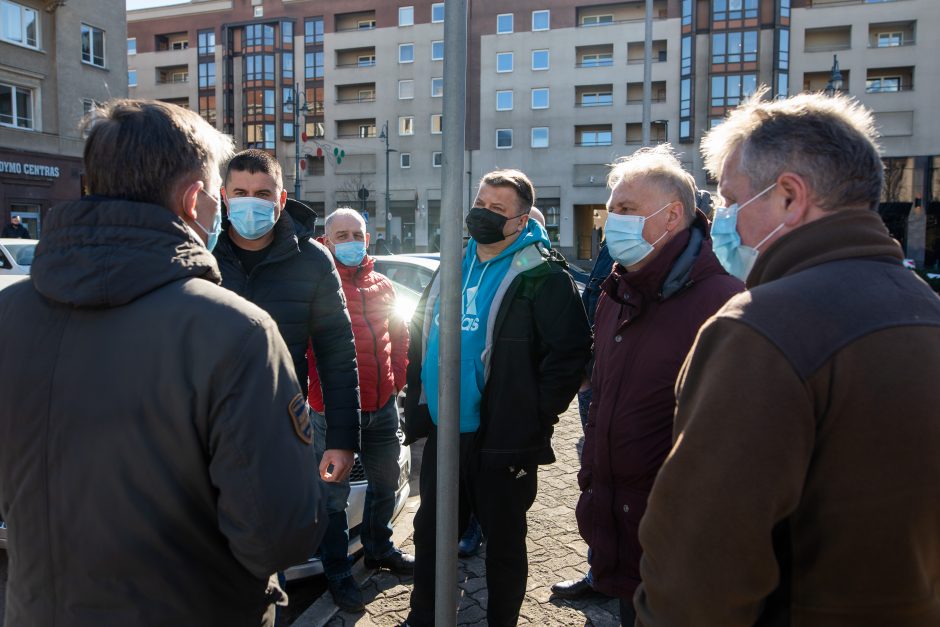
left=307, top=207, right=412, bottom=612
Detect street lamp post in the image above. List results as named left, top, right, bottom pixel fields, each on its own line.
left=289, top=82, right=310, bottom=199
left=824, top=54, right=843, bottom=97
left=378, top=120, right=396, bottom=243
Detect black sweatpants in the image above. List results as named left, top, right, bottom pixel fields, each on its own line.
left=406, top=427, right=538, bottom=627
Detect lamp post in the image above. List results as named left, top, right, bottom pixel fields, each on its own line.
left=289, top=82, right=310, bottom=199
left=378, top=120, right=397, bottom=242
left=824, top=54, right=843, bottom=97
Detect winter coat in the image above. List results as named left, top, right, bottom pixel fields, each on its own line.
left=0, top=198, right=326, bottom=627
left=307, top=251, right=408, bottom=413
left=214, top=215, right=360, bottom=452
left=635, top=209, right=940, bottom=627
left=1, top=223, right=30, bottom=238
left=577, top=212, right=743, bottom=598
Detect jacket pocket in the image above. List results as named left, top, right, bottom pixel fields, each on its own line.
left=575, top=487, right=595, bottom=547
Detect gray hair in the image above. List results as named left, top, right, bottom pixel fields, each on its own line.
left=607, top=144, right=697, bottom=224
left=325, top=207, right=366, bottom=235
left=701, top=88, right=883, bottom=211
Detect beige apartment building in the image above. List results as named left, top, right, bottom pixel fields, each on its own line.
left=127, top=0, right=939, bottom=266
left=0, top=0, right=127, bottom=237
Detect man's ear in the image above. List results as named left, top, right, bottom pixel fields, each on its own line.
left=666, top=200, right=684, bottom=230
left=279, top=188, right=288, bottom=209
left=365, top=231, right=371, bottom=248
left=179, top=180, right=202, bottom=222
left=777, top=172, right=811, bottom=227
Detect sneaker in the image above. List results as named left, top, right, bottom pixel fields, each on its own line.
left=364, top=548, right=415, bottom=575
left=457, top=517, right=483, bottom=558
left=550, top=575, right=594, bottom=599
left=328, top=575, right=365, bottom=613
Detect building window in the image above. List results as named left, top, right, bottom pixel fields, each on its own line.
left=199, top=94, right=216, bottom=126
left=128, top=69, right=137, bottom=86
left=581, top=52, right=613, bottom=67
left=198, top=62, right=216, bottom=88
left=497, top=13, right=513, bottom=34
left=776, top=72, right=789, bottom=99
left=401, top=152, right=411, bottom=168
left=282, top=21, right=292, bottom=46
left=0, top=84, right=33, bottom=129
left=710, top=73, right=757, bottom=106
left=531, top=126, right=549, bottom=148
left=712, top=31, right=758, bottom=64
left=127, top=37, right=136, bottom=55
left=399, top=6, right=414, bottom=27
left=496, top=90, right=513, bottom=111
left=496, top=52, right=513, bottom=73
left=399, top=79, right=415, bottom=99
left=82, top=98, right=95, bottom=114
left=876, top=31, right=903, bottom=47
left=531, top=87, right=549, bottom=109
left=431, top=3, right=444, bottom=23
left=431, top=40, right=444, bottom=61
left=399, top=43, right=415, bottom=64
left=432, top=151, right=442, bottom=167
left=245, top=89, right=276, bottom=116
left=247, top=54, right=276, bottom=81
left=304, top=17, right=323, bottom=44
left=581, top=14, right=613, bottom=27
left=399, top=115, right=414, bottom=135
left=496, top=128, right=513, bottom=149
left=580, top=90, right=613, bottom=107
left=282, top=53, right=293, bottom=79
left=866, top=76, right=901, bottom=93
left=578, top=127, right=612, bottom=146
left=431, top=77, right=443, bottom=97
left=246, top=123, right=276, bottom=150
left=304, top=51, right=323, bottom=78
left=430, top=114, right=442, bottom=134
left=532, top=10, right=550, bottom=32
left=682, top=0, right=693, bottom=26
left=244, top=24, right=274, bottom=48
left=198, top=30, right=215, bottom=55
left=780, top=0, right=790, bottom=19
left=1, top=1, right=39, bottom=49
left=81, top=24, right=106, bottom=67
left=532, top=49, right=549, bottom=70
left=778, top=29, right=789, bottom=70
left=358, top=54, right=375, bottom=67
left=713, top=0, right=758, bottom=22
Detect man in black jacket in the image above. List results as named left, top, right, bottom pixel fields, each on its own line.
left=403, top=169, right=592, bottom=627
left=1, top=215, right=30, bottom=238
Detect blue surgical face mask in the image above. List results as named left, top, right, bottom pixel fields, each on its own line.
left=226, top=196, right=278, bottom=240
left=604, top=202, right=671, bottom=267
left=711, top=183, right=780, bottom=281
left=334, top=240, right=367, bottom=267
left=194, top=188, right=222, bottom=252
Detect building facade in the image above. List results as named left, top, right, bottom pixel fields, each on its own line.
left=1, top=0, right=127, bottom=237
left=128, top=0, right=939, bottom=266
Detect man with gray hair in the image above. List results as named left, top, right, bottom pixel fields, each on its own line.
left=0, top=100, right=327, bottom=626
left=634, top=92, right=940, bottom=626
left=575, top=144, right=742, bottom=624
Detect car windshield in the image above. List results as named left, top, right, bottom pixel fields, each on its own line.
left=388, top=280, right=421, bottom=323
left=4, top=243, right=36, bottom=266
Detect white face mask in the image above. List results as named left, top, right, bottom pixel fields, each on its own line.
left=604, top=203, right=671, bottom=267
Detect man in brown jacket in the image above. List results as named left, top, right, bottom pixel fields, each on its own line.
left=634, top=91, right=940, bottom=626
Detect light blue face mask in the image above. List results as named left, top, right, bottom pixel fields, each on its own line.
left=604, top=202, right=671, bottom=267
left=194, top=188, right=222, bottom=252
left=710, top=183, right=780, bottom=281
left=334, top=240, right=367, bottom=267
left=226, top=196, right=278, bottom=240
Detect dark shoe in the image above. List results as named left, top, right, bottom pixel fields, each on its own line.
left=364, top=548, right=415, bottom=575
left=551, top=576, right=594, bottom=599
left=329, top=575, right=365, bottom=613
left=457, top=517, right=483, bottom=557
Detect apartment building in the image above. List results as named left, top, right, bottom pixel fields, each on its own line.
left=128, top=0, right=939, bottom=266
left=1, top=0, right=127, bottom=237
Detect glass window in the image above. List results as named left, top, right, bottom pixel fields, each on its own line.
left=431, top=40, right=444, bottom=61
left=531, top=126, right=549, bottom=148
left=711, top=73, right=757, bottom=106
left=497, top=13, right=513, bottom=34
left=680, top=77, right=692, bottom=116
left=877, top=31, right=902, bottom=47
left=713, top=31, right=758, bottom=64
left=399, top=6, right=414, bottom=27
left=198, top=30, right=215, bottom=56
left=496, top=90, right=513, bottom=111
left=401, top=152, right=411, bottom=168
left=579, top=129, right=612, bottom=146
left=282, top=21, right=292, bottom=46
left=778, top=29, right=789, bottom=69
left=431, top=77, right=443, bottom=97
left=532, top=49, right=549, bottom=70
left=531, top=87, right=549, bottom=109
left=866, top=76, right=901, bottom=93
left=81, top=24, right=105, bottom=67
left=682, top=0, right=693, bottom=26
left=581, top=91, right=612, bottom=106
left=776, top=72, right=788, bottom=99
left=282, top=53, right=293, bottom=79
left=399, top=79, right=414, bottom=99
left=496, top=52, right=513, bottom=73
left=780, top=0, right=790, bottom=19
left=304, top=51, right=323, bottom=78
left=198, top=62, right=216, bottom=88
left=681, top=35, right=692, bottom=75
left=1, top=1, right=39, bottom=49
left=532, top=10, right=550, bottom=31
left=128, top=69, right=137, bottom=86
left=715, top=0, right=758, bottom=21
left=581, top=52, right=613, bottom=67
left=431, top=3, right=444, bottom=23
left=399, top=43, right=415, bottom=64
left=581, top=15, right=613, bottom=27
left=431, top=113, right=442, bottom=134
left=304, top=17, right=323, bottom=44
left=399, top=115, right=414, bottom=135
left=432, top=151, right=442, bottom=167
left=0, top=83, right=33, bottom=129
left=358, top=54, right=375, bottom=67
left=127, top=37, right=136, bottom=55
left=496, top=128, right=513, bottom=149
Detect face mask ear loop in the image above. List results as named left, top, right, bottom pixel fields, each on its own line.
left=754, top=221, right=786, bottom=252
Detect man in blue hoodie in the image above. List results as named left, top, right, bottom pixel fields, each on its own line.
left=402, top=169, right=593, bottom=627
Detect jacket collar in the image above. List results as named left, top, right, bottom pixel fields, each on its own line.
left=217, top=211, right=302, bottom=268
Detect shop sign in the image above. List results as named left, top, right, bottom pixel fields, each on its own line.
left=0, top=160, right=61, bottom=178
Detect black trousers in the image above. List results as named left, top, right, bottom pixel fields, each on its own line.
left=406, top=427, right=538, bottom=627
left=620, top=597, right=636, bottom=626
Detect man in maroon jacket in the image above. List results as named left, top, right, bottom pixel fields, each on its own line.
left=307, top=207, right=413, bottom=612
left=575, top=145, right=743, bottom=624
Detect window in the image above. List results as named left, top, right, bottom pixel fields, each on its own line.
left=1, top=1, right=39, bottom=49
left=531, top=126, right=549, bottom=148
left=282, top=21, right=292, bottom=46
left=532, top=10, right=550, bottom=32
left=432, top=151, right=442, bottom=167
left=497, top=13, right=513, bottom=34
left=866, top=76, right=901, bottom=93
left=496, top=90, right=513, bottom=111
left=246, top=54, right=275, bottom=81
left=81, top=24, right=105, bottom=67
left=581, top=15, right=613, bottom=27
left=401, top=152, right=412, bottom=168
left=712, top=31, right=758, bottom=64
left=246, top=123, right=276, bottom=150
left=682, top=35, right=692, bottom=74
left=82, top=98, right=95, bottom=114
left=531, top=87, right=549, bottom=109
left=358, top=19, right=376, bottom=30
left=357, top=88, right=374, bottom=102
left=683, top=0, right=693, bottom=26
left=127, top=37, right=136, bottom=55
left=877, top=32, right=903, bottom=47
left=580, top=91, right=612, bottom=106
left=431, top=113, right=442, bottom=134
left=579, top=128, right=612, bottom=146
left=0, top=84, right=33, bottom=129
left=399, top=43, right=415, bottom=64
left=532, top=49, right=549, bottom=70
left=359, top=122, right=376, bottom=138
left=496, top=128, right=513, bottom=149
left=496, top=52, right=513, bottom=73
left=304, top=17, right=323, bottom=44
left=399, top=79, right=414, bottom=99
left=431, top=40, right=444, bottom=61
left=128, top=70, right=137, bottom=86
left=581, top=52, right=613, bottom=67
left=710, top=73, right=757, bottom=106
left=778, top=29, right=789, bottom=70
left=304, top=51, right=323, bottom=78
left=198, top=30, right=215, bottom=55
left=432, top=3, right=445, bottom=23
left=431, top=77, right=443, bottom=97
left=243, top=24, right=273, bottom=48
left=358, top=54, right=375, bottom=67
left=282, top=53, right=293, bottom=79
left=399, top=116, right=414, bottom=136
left=714, top=0, right=758, bottom=21
left=399, top=6, right=414, bottom=27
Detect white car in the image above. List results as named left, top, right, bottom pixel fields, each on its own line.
left=0, top=238, right=38, bottom=275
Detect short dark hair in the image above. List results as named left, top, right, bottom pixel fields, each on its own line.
left=224, top=149, right=283, bottom=189
left=479, top=169, right=535, bottom=213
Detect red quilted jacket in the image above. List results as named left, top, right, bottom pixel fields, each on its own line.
left=307, top=251, right=408, bottom=413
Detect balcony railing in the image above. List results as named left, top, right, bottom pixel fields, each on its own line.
left=865, top=82, right=914, bottom=93
left=337, top=131, right=377, bottom=138
left=336, top=61, right=376, bottom=69
left=804, top=43, right=852, bottom=52
left=626, top=96, right=667, bottom=104
left=336, top=96, right=376, bottom=104
left=336, top=24, right=376, bottom=33
left=157, top=77, right=189, bottom=84
left=868, top=38, right=916, bottom=48
left=576, top=60, right=614, bottom=68
left=576, top=140, right=613, bottom=147
left=809, top=0, right=903, bottom=6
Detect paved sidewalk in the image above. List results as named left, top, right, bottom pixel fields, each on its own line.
left=294, top=401, right=621, bottom=627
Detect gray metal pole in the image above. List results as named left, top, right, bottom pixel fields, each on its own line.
left=436, top=1, right=467, bottom=625
left=642, top=0, right=652, bottom=146
left=293, top=82, right=302, bottom=199
left=384, top=120, right=391, bottom=240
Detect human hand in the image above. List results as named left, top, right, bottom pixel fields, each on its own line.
left=319, top=448, right=354, bottom=482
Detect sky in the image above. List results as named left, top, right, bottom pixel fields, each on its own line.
left=126, top=0, right=189, bottom=10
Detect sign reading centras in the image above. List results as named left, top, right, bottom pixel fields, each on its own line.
left=0, top=160, right=61, bottom=178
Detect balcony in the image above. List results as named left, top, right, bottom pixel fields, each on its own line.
left=156, top=65, right=189, bottom=84
left=337, top=118, right=377, bottom=139
left=804, top=26, right=851, bottom=52
left=336, top=83, right=376, bottom=104
left=576, top=44, right=614, bottom=69
left=335, top=10, right=376, bottom=33
left=627, top=40, right=667, bottom=64
left=626, top=81, right=666, bottom=104
left=576, top=125, right=613, bottom=147
left=869, top=21, right=916, bottom=48
left=336, top=47, right=376, bottom=69
left=803, top=69, right=851, bottom=93
left=625, top=121, right=667, bottom=145
left=576, top=0, right=668, bottom=26
left=866, top=66, right=914, bottom=93
left=809, top=0, right=903, bottom=6
left=155, top=31, right=189, bottom=52
left=576, top=84, right=614, bottom=107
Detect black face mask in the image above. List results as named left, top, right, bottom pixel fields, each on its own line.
left=466, top=207, right=525, bottom=245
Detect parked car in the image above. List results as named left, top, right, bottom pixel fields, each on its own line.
left=372, top=254, right=439, bottom=295
left=0, top=238, right=38, bottom=275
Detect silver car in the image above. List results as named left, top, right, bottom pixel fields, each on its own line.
left=0, top=238, right=38, bottom=276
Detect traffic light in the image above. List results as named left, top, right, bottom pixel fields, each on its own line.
left=333, top=146, right=345, bottom=165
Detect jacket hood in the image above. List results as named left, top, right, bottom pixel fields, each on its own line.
left=32, top=198, right=221, bottom=308
left=466, top=218, right=551, bottom=266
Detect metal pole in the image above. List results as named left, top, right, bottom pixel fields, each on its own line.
left=293, top=82, right=302, bottom=199
left=384, top=120, right=391, bottom=241
left=642, top=0, right=652, bottom=146
left=436, top=1, right=467, bottom=625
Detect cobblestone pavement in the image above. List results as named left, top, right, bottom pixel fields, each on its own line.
left=294, top=401, right=621, bottom=627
